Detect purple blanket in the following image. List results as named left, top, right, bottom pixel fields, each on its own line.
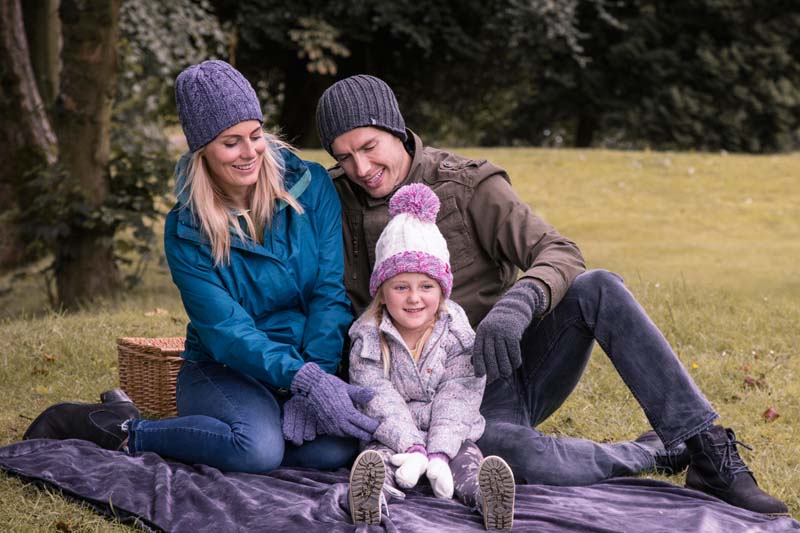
left=0, top=439, right=796, bottom=532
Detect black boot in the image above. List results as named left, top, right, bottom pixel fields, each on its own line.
left=23, top=389, right=139, bottom=451
left=99, top=389, right=134, bottom=404
left=634, top=430, right=690, bottom=474
left=685, top=426, right=788, bottom=516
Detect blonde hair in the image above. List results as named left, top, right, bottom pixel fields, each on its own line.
left=364, top=284, right=446, bottom=377
left=180, top=133, right=303, bottom=265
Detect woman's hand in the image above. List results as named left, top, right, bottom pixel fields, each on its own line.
left=290, top=362, right=379, bottom=441
left=281, top=395, right=318, bottom=446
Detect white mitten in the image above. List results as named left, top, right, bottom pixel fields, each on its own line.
left=426, top=455, right=454, bottom=499
left=390, top=451, right=429, bottom=489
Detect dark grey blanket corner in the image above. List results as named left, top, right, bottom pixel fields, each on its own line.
left=0, top=439, right=796, bottom=533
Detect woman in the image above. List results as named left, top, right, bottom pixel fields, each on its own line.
left=25, top=60, right=378, bottom=473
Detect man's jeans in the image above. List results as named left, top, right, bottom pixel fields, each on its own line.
left=127, top=360, right=358, bottom=473
left=477, top=270, right=718, bottom=485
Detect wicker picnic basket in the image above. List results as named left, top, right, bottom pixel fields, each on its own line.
left=117, top=337, right=185, bottom=418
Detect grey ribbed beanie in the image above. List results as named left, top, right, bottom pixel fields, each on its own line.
left=316, top=75, right=407, bottom=155
left=175, top=60, right=263, bottom=152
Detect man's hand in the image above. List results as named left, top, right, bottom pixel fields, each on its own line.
left=472, top=279, right=547, bottom=383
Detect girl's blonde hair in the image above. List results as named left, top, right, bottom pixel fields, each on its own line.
left=180, top=133, right=303, bottom=266
left=364, top=283, right=447, bottom=377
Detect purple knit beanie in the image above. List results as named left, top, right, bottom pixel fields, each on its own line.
left=369, top=184, right=452, bottom=298
left=175, top=60, right=263, bottom=152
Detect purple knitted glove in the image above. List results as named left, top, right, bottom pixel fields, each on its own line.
left=291, top=362, right=379, bottom=441
left=473, top=279, right=548, bottom=383
left=281, top=394, right=318, bottom=446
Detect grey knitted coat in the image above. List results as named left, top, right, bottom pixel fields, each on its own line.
left=348, top=300, right=486, bottom=458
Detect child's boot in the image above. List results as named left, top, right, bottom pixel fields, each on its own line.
left=478, top=455, right=515, bottom=530
left=349, top=450, right=386, bottom=525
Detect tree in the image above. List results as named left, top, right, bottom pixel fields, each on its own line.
left=49, top=0, right=123, bottom=307
left=0, top=0, right=58, bottom=268
left=2, top=0, right=226, bottom=309
left=481, top=0, right=800, bottom=152
left=215, top=0, right=499, bottom=146
left=611, top=0, right=800, bottom=152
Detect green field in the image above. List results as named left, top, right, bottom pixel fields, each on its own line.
left=1, top=147, right=798, bottom=529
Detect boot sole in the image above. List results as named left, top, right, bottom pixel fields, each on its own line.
left=683, top=483, right=792, bottom=518
left=480, top=455, right=515, bottom=530
left=349, top=450, right=385, bottom=525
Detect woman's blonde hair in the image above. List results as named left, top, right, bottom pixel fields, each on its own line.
left=180, top=133, right=303, bottom=266
left=364, top=283, right=447, bottom=377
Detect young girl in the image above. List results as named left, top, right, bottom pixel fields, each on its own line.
left=347, top=183, right=515, bottom=530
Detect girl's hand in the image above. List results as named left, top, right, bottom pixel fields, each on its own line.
left=391, top=448, right=429, bottom=489
left=426, top=454, right=454, bottom=499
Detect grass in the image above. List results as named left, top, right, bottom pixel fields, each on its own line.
left=1, top=147, right=798, bottom=529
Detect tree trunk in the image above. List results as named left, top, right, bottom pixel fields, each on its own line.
left=278, top=57, right=329, bottom=148
left=53, top=0, right=122, bottom=308
left=22, top=0, right=61, bottom=108
left=0, top=0, right=58, bottom=269
left=575, top=108, right=598, bottom=148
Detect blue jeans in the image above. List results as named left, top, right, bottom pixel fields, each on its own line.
left=127, top=360, right=358, bottom=473
left=477, top=270, right=718, bottom=485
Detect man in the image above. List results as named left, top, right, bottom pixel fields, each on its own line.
left=315, top=74, right=787, bottom=516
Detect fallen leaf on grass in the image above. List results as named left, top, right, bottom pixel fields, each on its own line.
left=43, top=353, right=56, bottom=362
left=56, top=520, right=73, bottom=532
left=762, top=407, right=779, bottom=422
left=743, top=376, right=767, bottom=388
left=691, top=362, right=699, bottom=369
left=34, top=385, right=51, bottom=395
left=144, top=308, right=169, bottom=317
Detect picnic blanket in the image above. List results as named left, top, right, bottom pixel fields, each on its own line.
left=0, top=439, right=796, bottom=532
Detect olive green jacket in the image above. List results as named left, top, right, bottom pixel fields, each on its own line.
left=330, top=130, right=586, bottom=327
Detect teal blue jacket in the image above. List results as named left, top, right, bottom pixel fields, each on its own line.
left=165, top=148, right=352, bottom=389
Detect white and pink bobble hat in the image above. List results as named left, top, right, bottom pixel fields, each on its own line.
left=369, top=183, right=452, bottom=298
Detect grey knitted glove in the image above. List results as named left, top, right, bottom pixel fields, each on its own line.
left=473, top=279, right=548, bottom=383
left=291, top=362, right=379, bottom=441
left=281, top=394, right=318, bottom=446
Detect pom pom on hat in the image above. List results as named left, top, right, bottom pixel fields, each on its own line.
left=388, top=183, right=440, bottom=223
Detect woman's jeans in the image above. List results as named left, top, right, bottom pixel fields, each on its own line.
left=477, top=270, right=718, bottom=485
left=127, top=360, right=358, bottom=473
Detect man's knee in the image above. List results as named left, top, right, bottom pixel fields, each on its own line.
left=478, top=422, right=564, bottom=485
left=570, top=269, right=624, bottom=296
